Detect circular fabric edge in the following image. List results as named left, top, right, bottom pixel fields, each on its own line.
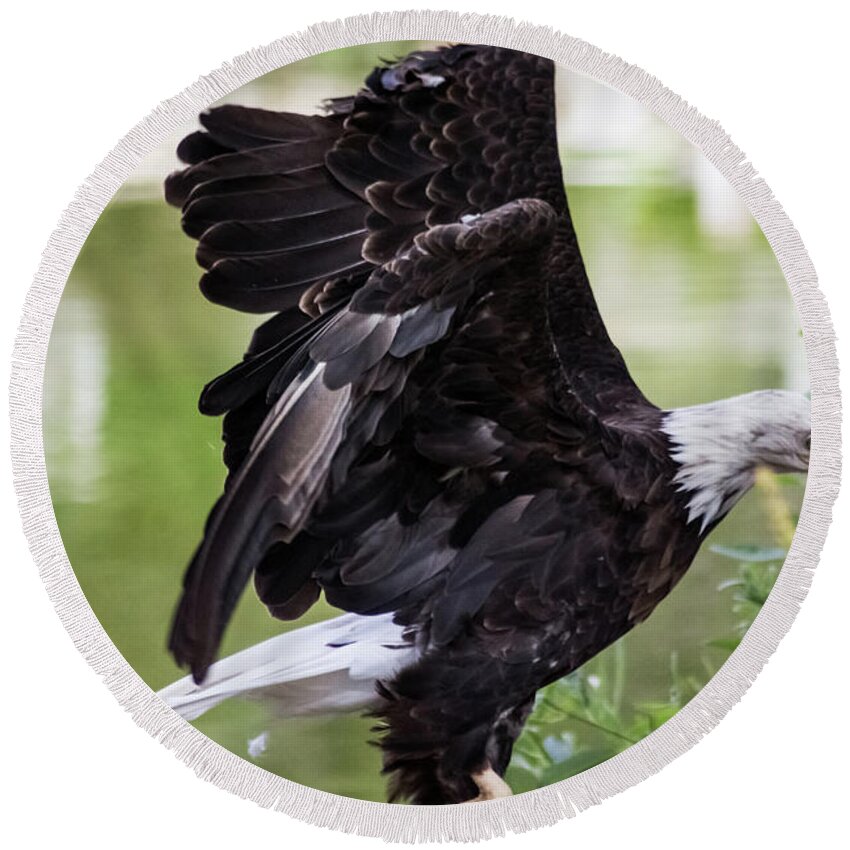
left=9, top=10, right=841, bottom=842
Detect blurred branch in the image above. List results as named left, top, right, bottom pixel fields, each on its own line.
left=754, top=466, right=796, bottom=550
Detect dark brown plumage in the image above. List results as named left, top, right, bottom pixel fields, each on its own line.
left=165, top=44, right=704, bottom=803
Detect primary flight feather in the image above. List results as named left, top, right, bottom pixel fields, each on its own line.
left=159, top=44, right=810, bottom=804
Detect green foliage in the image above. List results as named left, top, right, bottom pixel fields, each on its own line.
left=710, top=544, right=786, bottom=563
left=707, top=544, right=784, bottom=653
left=509, top=545, right=786, bottom=791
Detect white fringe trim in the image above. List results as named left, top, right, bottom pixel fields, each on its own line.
left=8, top=10, right=841, bottom=842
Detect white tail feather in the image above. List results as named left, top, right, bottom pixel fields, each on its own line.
left=158, top=613, right=415, bottom=722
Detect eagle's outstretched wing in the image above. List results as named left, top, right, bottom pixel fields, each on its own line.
left=165, top=45, right=650, bottom=682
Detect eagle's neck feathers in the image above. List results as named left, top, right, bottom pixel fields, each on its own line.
left=662, top=410, right=755, bottom=533
left=661, top=389, right=810, bottom=534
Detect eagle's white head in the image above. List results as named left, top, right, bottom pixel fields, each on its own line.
left=662, top=389, right=810, bottom=532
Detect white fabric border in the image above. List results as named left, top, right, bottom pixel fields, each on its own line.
left=8, top=10, right=841, bottom=842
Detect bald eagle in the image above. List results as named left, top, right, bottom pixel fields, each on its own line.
left=158, top=44, right=810, bottom=804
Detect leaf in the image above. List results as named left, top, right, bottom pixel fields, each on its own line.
left=634, top=701, right=681, bottom=731
left=775, top=473, right=801, bottom=486
left=710, top=544, right=786, bottom=562
left=539, top=747, right=620, bottom=784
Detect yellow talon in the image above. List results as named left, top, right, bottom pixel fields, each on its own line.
left=464, top=766, right=513, bottom=802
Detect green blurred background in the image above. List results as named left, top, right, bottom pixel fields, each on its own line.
left=44, top=43, right=806, bottom=802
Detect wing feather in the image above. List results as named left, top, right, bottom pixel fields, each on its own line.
left=165, top=44, right=647, bottom=680
left=170, top=198, right=558, bottom=680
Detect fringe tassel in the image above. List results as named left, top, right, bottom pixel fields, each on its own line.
left=8, top=10, right=840, bottom=842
